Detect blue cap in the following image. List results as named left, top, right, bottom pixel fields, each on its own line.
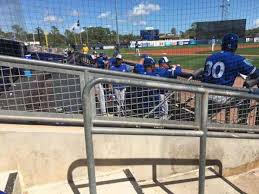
left=143, top=57, right=156, bottom=68
left=140, top=54, right=148, bottom=58
left=221, top=33, right=239, bottom=52
left=158, top=57, right=170, bottom=65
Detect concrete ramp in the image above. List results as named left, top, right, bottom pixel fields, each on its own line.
left=26, top=169, right=142, bottom=194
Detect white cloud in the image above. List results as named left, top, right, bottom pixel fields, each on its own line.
left=118, top=19, right=127, bottom=23
left=133, top=20, right=147, bottom=26
left=145, top=26, right=154, bottom=30
left=255, top=19, right=259, bottom=28
left=44, top=15, right=63, bottom=23
left=71, top=9, right=80, bottom=17
left=105, top=24, right=111, bottom=28
left=97, top=11, right=111, bottom=19
left=130, top=3, right=160, bottom=16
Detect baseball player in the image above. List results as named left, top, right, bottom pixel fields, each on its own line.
left=202, top=33, right=259, bottom=123
left=136, top=56, right=183, bottom=118
left=211, top=36, right=216, bottom=52
left=135, top=41, right=140, bottom=56
left=108, top=50, right=119, bottom=68
left=110, top=54, right=131, bottom=116
left=88, top=54, right=107, bottom=115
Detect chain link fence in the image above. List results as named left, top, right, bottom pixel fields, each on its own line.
left=0, top=0, right=259, bottom=128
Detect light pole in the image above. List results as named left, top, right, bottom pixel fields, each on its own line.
left=220, top=0, right=230, bottom=21
left=115, top=0, right=120, bottom=50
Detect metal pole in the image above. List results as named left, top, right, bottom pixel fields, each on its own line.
left=86, top=28, right=89, bottom=45
left=115, top=0, right=120, bottom=50
left=82, top=74, right=97, bottom=194
left=198, top=92, right=208, bottom=194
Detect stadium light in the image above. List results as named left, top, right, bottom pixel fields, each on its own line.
left=115, top=0, right=120, bottom=50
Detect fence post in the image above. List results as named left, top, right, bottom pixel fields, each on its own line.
left=198, top=92, right=209, bottom=194
left=195, top=93, right=202, bottom=126
left=83, top=71, right=97, bottom=194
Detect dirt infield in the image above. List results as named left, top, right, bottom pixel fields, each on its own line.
left=126, top=44, right=259, bottom=56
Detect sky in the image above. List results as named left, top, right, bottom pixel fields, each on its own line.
left=0, top=0, right=259, bottom=35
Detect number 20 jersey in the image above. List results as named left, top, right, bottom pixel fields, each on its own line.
left=203, top=51, right=256, bottom=86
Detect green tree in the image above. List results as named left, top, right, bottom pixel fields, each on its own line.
left=171, top=27, right=177, bottom=35
left=11, top=24, right=27, bottom=41
left=48, top=26, right=66, bottom=47
left=0, top=28, right=6, bottom=38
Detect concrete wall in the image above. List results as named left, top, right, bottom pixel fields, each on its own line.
left=1, top=124, right=259, bottom=189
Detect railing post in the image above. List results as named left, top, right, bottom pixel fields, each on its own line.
left=195, top=93, right=202, bottom=125
left=83, top=71, right=97, bottom=194
left=198, top=92, right=209, bottom=194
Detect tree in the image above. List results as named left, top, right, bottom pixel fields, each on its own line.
left=0, top=28, right=6, bottom=38
left=246, top=27, right=259, bottom=37
left=11, top=24, right=27, bottom=41
left=182, top=23, right=196, bottom=38
left=171, top=27, right=177, bottom=35
left=48, top=26, right=66, bottom=47
left=35, top=27, right=46, bottom=46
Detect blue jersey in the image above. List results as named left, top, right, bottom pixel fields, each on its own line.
left=110, top=63, right=130, bottom=90
left=109, top=57, right=116, bottom=66
left=203, top=51, right=256, bottom=86
left=134, top=64, right=144, bottom=74
left=155, top=66, right=182, bottom=78
left=96, top=57, right=107, bottom=69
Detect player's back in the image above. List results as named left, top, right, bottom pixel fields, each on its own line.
left=203, top=51, right=254, bottom=86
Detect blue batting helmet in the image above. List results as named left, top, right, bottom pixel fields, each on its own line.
left=158, top=57, right=170, bottom=65
left=143, top=57, right=156, bottom=68
left=221, top=33, right=239, bottom=52
left=140, top=54, right=149, bottom=58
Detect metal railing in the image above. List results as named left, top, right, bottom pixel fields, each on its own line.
left=1, top=55, right=259, bottom=194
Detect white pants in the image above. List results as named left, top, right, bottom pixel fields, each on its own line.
left=211, top=43, right=215, bottom=51
left=135, top=48, right=140, bottom=56
left=160, top=94, right=169, bottom=120
left=114, top=88, right=126, bottom=115
left=95, top=83, right=106, bottom=114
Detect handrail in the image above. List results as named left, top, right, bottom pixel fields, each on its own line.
left=82, top=76, right=209, bottom=194
left=1, top=56, right=259, bottom=194
left=0, top=55, right=252, bottom=93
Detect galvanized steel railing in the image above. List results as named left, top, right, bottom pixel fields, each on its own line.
left=1, top=55, right=259, bottom=194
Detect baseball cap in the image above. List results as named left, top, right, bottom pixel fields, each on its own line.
left=140, top=54, right=148, bottom=58
left=143, top=57, right=156, bottom=68
left=158, top=56, right=170, bottom=64
left=116, top=54, right=123, bottom=60
left=88, top=54, right=96, bottom=61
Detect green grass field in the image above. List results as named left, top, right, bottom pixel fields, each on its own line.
left=94, top=44, right=259, bottom=70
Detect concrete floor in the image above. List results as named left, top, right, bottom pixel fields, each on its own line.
left=25, top=167, right=259, bottom=194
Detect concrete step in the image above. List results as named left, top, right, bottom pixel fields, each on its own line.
left=140, top=167, right=258, bottom=194
left=0, top=171, right=20, bottom=194
left=26, top=169, right=143, bottom=194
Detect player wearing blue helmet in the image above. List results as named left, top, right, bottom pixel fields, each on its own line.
left=108, top=50, right=119, bottom=68
left=202, top=33, right=259, bottom=124
left=135, top=56, right=183, bottom=119
left=203, top=33, right=259, bottom=87
left=97, top=53, right=109, bottom=70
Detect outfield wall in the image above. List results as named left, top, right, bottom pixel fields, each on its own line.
left=129, top=39, right=210, bottom=48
